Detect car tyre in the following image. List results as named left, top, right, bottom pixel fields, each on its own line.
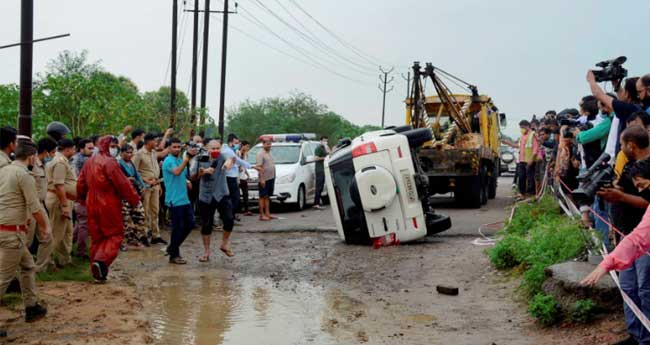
left=294, top=184, right=306, bottom=211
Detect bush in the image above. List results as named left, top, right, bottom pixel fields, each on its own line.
left=529, top=293, right=561, bottom=326
left=488, top=194, right=593, bottom=323
left=488, top=235, right=529, bottom=269
left=570, top=299, right=597, bottom=323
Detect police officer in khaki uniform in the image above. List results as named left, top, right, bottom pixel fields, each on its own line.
left=45, top=138, right=77, bottom=267
left=0, top=131, right=49, bottom=322
left=133, top=133, right=168, bottom=245
left=28, top=138, right=57, bottom=272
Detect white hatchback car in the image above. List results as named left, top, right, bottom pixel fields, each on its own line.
left=246, top=134, right=327, bottom=210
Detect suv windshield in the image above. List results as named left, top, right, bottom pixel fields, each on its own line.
left=247, top=145, right=301, bottom=165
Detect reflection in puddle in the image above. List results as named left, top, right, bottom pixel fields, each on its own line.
left=135, top=262, right=343, bottom=345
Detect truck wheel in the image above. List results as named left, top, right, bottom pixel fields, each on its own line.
left=455, top=176, right=481, bottom=209
left=480, top=165, right=488, bottom=205
left=488, top=174, right=497, bottom=199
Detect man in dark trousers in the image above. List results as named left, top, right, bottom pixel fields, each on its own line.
left=313, top=136, right=330, bottom=210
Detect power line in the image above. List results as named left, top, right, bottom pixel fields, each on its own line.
left=237, top=6, right=371, bottom=85
left=251, top=0, right=377, bottom=75
left=287, top=0, right=385, bottom=68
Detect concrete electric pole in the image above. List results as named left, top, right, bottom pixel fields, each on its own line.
left=378, top=66, right=394, bottom=128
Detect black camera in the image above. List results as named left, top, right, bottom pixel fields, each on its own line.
left=593, top=56, right=628, bottom=83
left=571, top=153, right=614, bottom=204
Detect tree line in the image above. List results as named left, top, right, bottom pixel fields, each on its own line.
left=0, top=50, right=379, bottom=143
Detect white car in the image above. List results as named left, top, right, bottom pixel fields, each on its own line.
left=246, top=134, right=327, bottom=210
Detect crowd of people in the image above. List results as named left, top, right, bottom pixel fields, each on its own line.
left=0, top=122, right=331, bottom=329
left=507, top=70, right=650, bottom=345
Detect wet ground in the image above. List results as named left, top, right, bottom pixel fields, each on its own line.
left=110, top=177, right=622, bottom=345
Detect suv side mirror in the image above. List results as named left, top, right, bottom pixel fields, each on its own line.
left=499, top=113, right=507, bottom=127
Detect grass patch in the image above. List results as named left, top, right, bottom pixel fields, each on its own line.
left=1, top=292, right=23, bottom=308
left=529, top=293, right=561, bottom=326
left=570, top=299, right=598, bottom=323
left=37, top=256, right=92, bottom=282
left=488, top=195, right=590, bottom=324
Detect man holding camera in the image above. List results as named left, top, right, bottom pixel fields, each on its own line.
left=598, top=126, right=650, bottom=344
left=161, top=138, right=198, bottom=264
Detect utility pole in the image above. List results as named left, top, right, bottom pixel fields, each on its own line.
left=189, top=0, right=200, bottom=133
left=184, top=0, right=237, bottom=132
left=199, top=0, right=210, bottom=126
left=378, top=66, right=394, bottom=128
left=401, top=71, right=411, bottom=99
left=18, top=0, right=33, bottom=137
left=170, top=0, right=178, bottom=128
left=217, top=0, right=229, bottom=138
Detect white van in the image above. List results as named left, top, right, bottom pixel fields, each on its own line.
left=246, top=134, right=327, bottom=210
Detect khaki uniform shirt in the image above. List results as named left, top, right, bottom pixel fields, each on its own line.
left=46, top=152, right=77, bottom=197
left=32, top=156, right=47, bottom=202
left=133, top=147, right=160, bottom=181
left=0, top=161, right=42, bottom=225
left=0, top=151, right=10, bottom=169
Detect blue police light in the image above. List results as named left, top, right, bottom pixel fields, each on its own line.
left=285, top=134, right=302, bottom=143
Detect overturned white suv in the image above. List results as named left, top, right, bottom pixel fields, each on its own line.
left=324, top=126, right=451, bottom=246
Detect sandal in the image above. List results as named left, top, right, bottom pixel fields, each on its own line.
left=220, top=248, right=235, bottom=257
left=198, top=255, right=210, bottom=262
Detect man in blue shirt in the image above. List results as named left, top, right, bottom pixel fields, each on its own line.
left=222, top=134, right=253, bottom=221
left=162, top=138, right=197, bottom=264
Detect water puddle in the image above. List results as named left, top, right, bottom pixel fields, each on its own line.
left=127, top=251, right=363, bottom=345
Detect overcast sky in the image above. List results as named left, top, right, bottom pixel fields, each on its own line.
left=1, top=0, right=649, bottom=137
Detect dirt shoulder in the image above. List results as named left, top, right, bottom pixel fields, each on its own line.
left=0, top=276, right=150, bottom=345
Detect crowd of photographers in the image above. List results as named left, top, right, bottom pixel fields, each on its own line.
left=507, top=61, right=650, bottom=344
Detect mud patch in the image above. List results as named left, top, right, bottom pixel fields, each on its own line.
left=0, top=281, right=149, bottom=345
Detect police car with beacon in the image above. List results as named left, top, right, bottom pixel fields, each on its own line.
left=324, top=126, right=451, bottom=246
left=246, top=133, right=327, bottom=210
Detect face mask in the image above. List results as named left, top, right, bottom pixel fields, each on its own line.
left=321, top=140, right=328, bottom=146
left=232, top=144, right=240, bottom=151
left=109, top=148, right=119, bottom=157
left=520, top=128, right=527, bottom=135
left=210, top=151, right=221, bottom=159
left=44, top=156, right=53, bottom=164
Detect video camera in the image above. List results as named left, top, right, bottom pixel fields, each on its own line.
left=593, top=56, right=628, bottom=83
left=571, top=152, right=614, bottom=204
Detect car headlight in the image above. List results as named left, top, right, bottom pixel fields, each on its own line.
left=501, top=152, right=514, bottom=163
left=276, top=173, right=296, bottom=184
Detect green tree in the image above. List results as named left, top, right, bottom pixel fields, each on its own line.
left=0, top=50, right=196, bottom=139
left=226, top=92, right=379, bottom=144
left=142, top=86, right=191, bottom=135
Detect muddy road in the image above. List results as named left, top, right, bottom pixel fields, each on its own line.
left=112, top=177, right=564, bottom=345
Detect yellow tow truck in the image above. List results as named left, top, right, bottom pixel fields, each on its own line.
left=405, top=62, right=506, bottom=208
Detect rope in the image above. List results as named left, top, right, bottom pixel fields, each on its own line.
left=553, top=175, right=650, bottom=332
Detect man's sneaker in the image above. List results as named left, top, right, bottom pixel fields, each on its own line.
left=313, top=205, right=324, bottom=210
left=151, top=237, right=168, bottom=245
left=25, top=303, right=47, bottom=322
left=169, top=257, right=187, bottom=265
